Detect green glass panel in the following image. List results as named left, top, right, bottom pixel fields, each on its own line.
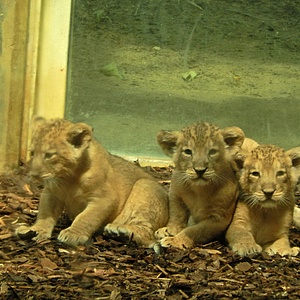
left=66, top=0, right=300, bottom=158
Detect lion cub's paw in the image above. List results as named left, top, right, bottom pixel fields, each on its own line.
left=231, top=242, right=262, bottom=256
left=160, top=235, right=193, bottom=249
left=155, top=226, right=182, bottom=239
left=16, top=225, right=51, bottom=242
left=265, top=246, right=300, bottom=257
left=58, top=228, right=90, bottom=246
left=103, top=224, right=134, bottom=243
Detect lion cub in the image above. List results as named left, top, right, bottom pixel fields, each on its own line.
left=154, top=122, right=245, bottom=249
left=291, top=147, right=300, bottom=229
left=16, top=117, right=168, bottom=247
left=226, top=145, right=300, bottom=256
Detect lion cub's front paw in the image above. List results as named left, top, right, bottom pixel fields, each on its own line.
left=155, top=226, right=182, bottom=239
left=231, top=242, right=262, bottom=256
left=265, top=246, right=300, bottom=257
left=58, top=228, right=90, bottom=246
left=103, top=224, right=134, bottom=243
left=16, top=225, right=51, bottom=242
left=160, top=235, right=194, bottom=249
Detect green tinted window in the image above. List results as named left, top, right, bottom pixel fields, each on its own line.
left=66, top=0, right=300, bottom=158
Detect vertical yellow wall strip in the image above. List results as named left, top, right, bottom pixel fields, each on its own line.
left=34, top=0, right=72, bottom=119
left=20, top=0, right=42, bottom=163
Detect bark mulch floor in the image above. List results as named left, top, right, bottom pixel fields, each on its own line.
left=1, top=166, right=300, bottom=299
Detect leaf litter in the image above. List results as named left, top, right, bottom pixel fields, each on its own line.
left=1, top=166, right=300, bottom=299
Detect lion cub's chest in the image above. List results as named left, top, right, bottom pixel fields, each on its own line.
left=172, top=179, right=237, bottom=221
left=64, top=190, right=88, bottom=219
left=46, top=180, right=94, bottom=219
left=248, top=207, right=289, bottom=245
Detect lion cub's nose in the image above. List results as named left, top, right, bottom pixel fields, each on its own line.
left=263, top=188, right=275, bottom=198
left=194, top=168, right=207, bottom=177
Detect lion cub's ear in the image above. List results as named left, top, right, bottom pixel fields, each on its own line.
left=31, top=116, right=46, bottom=135
left=222, top=126, right=246, bottom=176
left=67, top=123, right=92, bottom=148
left=221, top=126, right=245, bottom=148
left=286, top=147, right=300, bottom=181
left=287, top=147, right=300, bottom=167
left=231, top=149, right=248, bottom=175
left=157, top=130, right=180, bottom=157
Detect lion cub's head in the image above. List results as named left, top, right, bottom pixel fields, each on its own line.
left=157, top=122, right=245, bottom=185
left=236, top=145, right=300, bottom=208
left=29, top=117, right=93, bottom=181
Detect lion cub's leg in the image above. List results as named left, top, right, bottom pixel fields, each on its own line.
left=159, top=215, right=232, bottom=249
left=226, top=229, right=262, bottom=256
left=16, top=191, right=63, bottom=242
left=58, top=195, right=119, bottom=246
left=104, top=179, right=168, bottom=248
left=264, top=236, right=299, bottom=256
left=293, top=206, right=300, bottom=229
left=226, top=202, right=262, bottom=256
left=154, top=194, right=189, bottom=240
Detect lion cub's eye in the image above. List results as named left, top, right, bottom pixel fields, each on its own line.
left=29, top=150, right=34, bottom=157
left=44, top=152, right=56, bottom=159
left=209, top=149, right=219, bottom=156
left=250, top=171, right=260, bottom=177
left=183, top=149, right=192, bottom=156
left=276, top=170, right=286, bottom=177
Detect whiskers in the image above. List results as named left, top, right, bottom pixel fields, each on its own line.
left=46, top=177, right=71, bottom=192
left=174, top=167, right=233, bottom=188
left=241, top=190, right=293, bottom=209
left=173, top=170, right=194, bottom=188
left=208, top=171, right=233, bottom=185
left=39, top=171, right=71, bottom=190
left=241, top=192, right=261, bottom=207
left=276, top=194, right=294, bottom=208
left=41, top=172, right=53, bottom=180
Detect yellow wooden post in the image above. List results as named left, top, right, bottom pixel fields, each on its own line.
left=0, top=0, right=30, bottom=171
left=0, top=0, right=72, bottom=172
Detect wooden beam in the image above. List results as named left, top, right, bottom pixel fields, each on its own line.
left=20, top=0, right=42, bottom=164
left=0, top=1, right=30, bottom=171
left=0, top=0, right=72, bottom=172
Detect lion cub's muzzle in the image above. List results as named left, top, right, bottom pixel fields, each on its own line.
left=30, top=170, right=53, bottom=183
left=194, top=167, right=208, bottom=178
left=262, top=189, right=275, bottom=200
left=261, top=182, right=276, bottom=200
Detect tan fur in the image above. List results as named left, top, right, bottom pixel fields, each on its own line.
left=294, top=206, right=300, bottom=229
left=242, top=137, right=260, bottom=152
left=287, top=146, right=300, bottom=203
left=154, top=122, right=245, bottom=249
left=290, top=147, right=300, bottom=229
left=226, top=145, right=300, bottom=256
left=16, top=118, right=168, bottom=248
